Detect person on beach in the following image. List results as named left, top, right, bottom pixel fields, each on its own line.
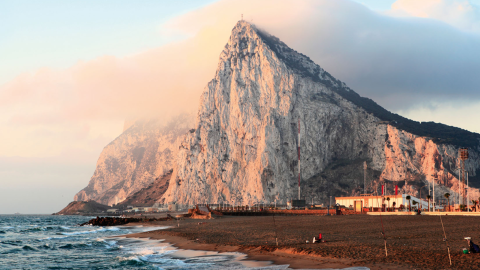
left=313, top=233, right=325, bottom=243
left=466, top=238, right=480, bottom=253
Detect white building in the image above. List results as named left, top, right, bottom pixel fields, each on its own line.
left=335, top=194, right=441, bottom=212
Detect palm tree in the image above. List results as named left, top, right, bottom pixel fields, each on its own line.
left=426, top=195, right=432, bottom=212
left=386, top=197, right=391, bottom=211
left=444, top=193, right=450, bottom=212
left=406, top=195, right=411, bottom=211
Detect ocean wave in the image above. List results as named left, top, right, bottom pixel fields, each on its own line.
left=124, top=245, right=172, bottom=256
left=38, top=236, right=68, bottom=241
left=20, top=227, right=44, bottom=232
left=1, top=240, right=23, bottom=246
left=105, top=240, right=117, bottom=249
left=97, top=227, right=121, bottom=232
left=139, top=255, right=189, bottom=265
left=95, top=238, right=118, bottom=249
left=184, top=255, right=234, bottom=264
left=57, top=230, right=97, bottom=235
left=1, top=248, right=22, bottom=254
left=59, top=230, right=97, bottom=236
left=0, top=230, right=6, bottom=234
left=22, top=245, right=37, bottom=251
left=1, top=226, right=13, bottom=230
left=58, top=243, right=74, bottom=249
left=59, top=243, right=90, bottom=249
left=38, top=243, right=56, bottom=250
left=118, top=256, right=147, bottom=267
left=59, top=226, right=122, bottom=236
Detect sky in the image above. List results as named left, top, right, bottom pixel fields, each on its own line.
left=1, top=0, right=480, bottom=214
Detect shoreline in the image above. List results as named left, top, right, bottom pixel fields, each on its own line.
left=125, top=231, right=370, bottom=269
left=115, top=215, right=480, bottom=269
left=122, top=220, right=404, bottom=270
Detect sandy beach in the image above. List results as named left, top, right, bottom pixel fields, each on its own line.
left=124, top=214, right=480, bottom=269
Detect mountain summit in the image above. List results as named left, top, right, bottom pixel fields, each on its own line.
left=159, top=21, right=480, bottom=205
left=74, top=21, right=480, bottom=207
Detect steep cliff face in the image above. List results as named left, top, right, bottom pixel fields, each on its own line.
left=74, top=115, right=193, bottom=205
left=74, top=21, right=480, bottom=207
left=161, top=21, right=480, bottom=205
left=380, top=125, right=480, bottom=201
left=116, top=170, right=172, bottom=207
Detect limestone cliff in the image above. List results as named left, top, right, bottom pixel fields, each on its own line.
left=160, top=21, right=480, bottom=205
left=74, top=21, right=480, bottom=207
left=74, top=115, right=193, bottom=206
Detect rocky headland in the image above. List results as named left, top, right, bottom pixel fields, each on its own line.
left=71, top=21, right=480, bottom=209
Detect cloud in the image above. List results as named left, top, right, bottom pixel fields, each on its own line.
left=390, top=0, right=480, bottom=33
left=2, top=0, right=480, bottom=159
left=2, top=0, right=480, bottom=160
left=167, top=0, right=480, bottom=119
left=398, top=100, right=480, bottom=134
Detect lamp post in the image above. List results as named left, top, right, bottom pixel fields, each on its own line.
left=364, top=161, right=367, bottom=194
left=467, top=172, right=470, bottom=212
left=431, top=174, right=436, bottom=212
left=458, top=168, right=461, bottom=208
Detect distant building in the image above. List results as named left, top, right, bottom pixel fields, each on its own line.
left=335, top=194, right=439, bottom=212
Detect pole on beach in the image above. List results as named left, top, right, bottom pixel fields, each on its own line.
left=375, top=189, right=388, bottom=257
left=272, top=212, right=278, bottom=246
left=380, top=206, right=388, bottom=256
left=440, top=216, right=452, bottom=266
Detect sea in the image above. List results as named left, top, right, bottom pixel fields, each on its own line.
left=0, top=215, right=369, bottom=270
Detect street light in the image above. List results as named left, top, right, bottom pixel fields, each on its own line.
left=430, top=174, right=436, bottom=212
left=467, top=172, right=470, bottom=212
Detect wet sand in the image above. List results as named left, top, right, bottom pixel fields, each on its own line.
left=126, top=215, right=480, bottom=269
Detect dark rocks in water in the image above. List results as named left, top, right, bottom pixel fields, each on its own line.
left=80, top=216, right=173, bottom=226
left=80, top=216, right=140, bottom=226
